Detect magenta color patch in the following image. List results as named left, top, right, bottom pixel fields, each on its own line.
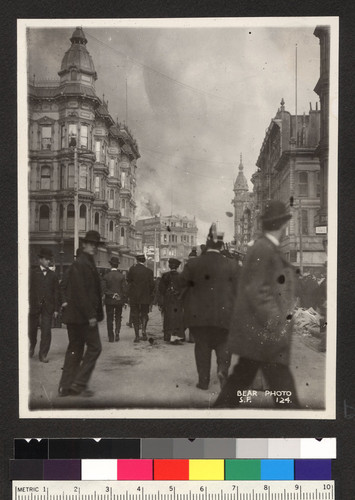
left=117, top=459, right=153, bottom=480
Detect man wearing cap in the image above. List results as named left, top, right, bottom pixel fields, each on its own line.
left=102, top=256, right=127, bottom=342
left=180, top=224, right=239, bottom=390
left=28, top=248, right=59, bottom=362
left=158, top=258, right=185, bottom=344
left=127, top=254, right=154, bottom=342
left=59, top=230, right=104, bottom=396
left=214, top=200, right=301, bottom=408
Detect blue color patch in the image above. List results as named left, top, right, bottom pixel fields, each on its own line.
left=260, top=459, right=294, bottom=480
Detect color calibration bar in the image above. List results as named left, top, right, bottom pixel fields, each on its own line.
left=12, top=480, right=335, bottom=500
left=9, top=459, right=332, bottom=481
left=14, top=438, right=336, bottom=459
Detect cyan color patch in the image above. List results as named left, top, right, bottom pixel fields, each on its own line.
left=260, top=459, right=294, bottom=480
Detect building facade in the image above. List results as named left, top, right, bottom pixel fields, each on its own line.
left=313, top=25, right=330, bottom=248
left=252, top=99, right=326, bottom=273
left=136, top=215, right=198, bottom=276
left=232, top=154, right=255, bottom=254
left=28, top=27, right=140, bottom=275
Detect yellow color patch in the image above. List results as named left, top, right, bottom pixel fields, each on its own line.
left=189, top=460, right=224, bottom=480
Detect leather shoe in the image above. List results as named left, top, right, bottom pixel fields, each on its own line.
left=29, top=347, right=35, bottom=358
left=134, top=337, right=140, bottom=343
left=196, top=382, right=209, bottom=390
left=115, top=334, right=120, bottom=342
left=39, top=356, right=49, bottom=363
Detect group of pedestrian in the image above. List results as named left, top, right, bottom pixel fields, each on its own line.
left=28, top=200, right=306, bottom=407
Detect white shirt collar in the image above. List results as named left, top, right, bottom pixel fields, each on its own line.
left=111, top=268, right=118, bottom=271
left=206, top=249, right=220, bottom=254
left=265, top=233, right=280, bottom=247
left=40, top=265, right=47, bottom=271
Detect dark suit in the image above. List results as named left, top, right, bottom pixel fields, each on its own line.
left=180, top=250, right=239, bottom=388
left=102, top=269, right=127, bottom=341
left=214, top=235, right=300, bottom=408
left=127, top=263, right=154, bottom=338
left=28, top=266, right=59, bottom=359
left=59, top=252, right=103, bottom=394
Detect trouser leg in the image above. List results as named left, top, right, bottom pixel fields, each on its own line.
left=130, top=304, right=140, bottom=340
left=213, top=330, right=231, bottom=387
left=105, top=305, right=114, bottom=342
left=28, top=312, right=40, bottom=353
left=262, top=363, right=301, bottom=409
left=71, top=324, right=102, bottom=390
left=39, top=310, right=52, bottom=358
left=141, top=304, right=149, bottom=339
left=213, top=357, right=260, bottom=407
left=191, top=328, right=212, bottom=388
left=59, top=324, right=85, bottom=392
left=114, top=304, right=123, bottom=339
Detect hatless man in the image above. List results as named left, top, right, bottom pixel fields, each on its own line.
left=28, top=248, right=59, bottom=362
left=58, top=230, right=104, bottom=397
left=214, top=200, right=301, bottom=408
left=102, top=256, right=127, bottom=342
left=180, top=225, right=239, bottom=390
left=127, top=254, right=154, bottom=342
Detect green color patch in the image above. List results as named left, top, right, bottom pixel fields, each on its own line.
left=225, top=460, right=261, bottom=480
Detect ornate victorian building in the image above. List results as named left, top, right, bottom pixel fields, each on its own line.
left=28, top=27, right=140, bottom=274
left=232, top=154, right=254, bottom=253
left=136, top=215, right=198, bottom=276
left=252, top=99, right=325, bottom=272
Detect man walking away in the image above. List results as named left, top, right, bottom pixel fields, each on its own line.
left=158, top=258, right=185, bottom=344
left=102, top=256, right=127, bottom=342
left=58, top=230, right=104, bottom=397
left=28, top=248, right=59, bottom=362
left=214, top=200, right=301, bottom=409
left=180, top=224, right=239, bottom=390
left=127, top=254, right=154, bottom=342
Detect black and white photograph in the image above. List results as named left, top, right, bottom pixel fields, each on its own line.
left=18, top=17, right=338, bottom=418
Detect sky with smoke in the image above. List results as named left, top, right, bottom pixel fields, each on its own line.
left=26, top=20, right=321, bottom=244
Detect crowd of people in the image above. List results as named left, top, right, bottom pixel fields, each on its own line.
left=28, top=200, right=326, bottom=407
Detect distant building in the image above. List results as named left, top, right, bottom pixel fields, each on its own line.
left=136, top=215, right=198, bottom=276
left=252, top=99, right=326, bottom=273
left=28, top=27, right=140, bottom=275
left=313, top=25, right=330, bottom=249
left=232, top=154, right=255, bottom=253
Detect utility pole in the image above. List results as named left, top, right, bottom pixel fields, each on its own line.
left=70, top=137, right=79, bottom=258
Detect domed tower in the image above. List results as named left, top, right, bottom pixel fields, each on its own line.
left=58, top=27, right=97, bottom=88
left=232, top=154, right=252, bottom=251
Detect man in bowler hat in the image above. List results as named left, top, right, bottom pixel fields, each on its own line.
left=127, top=254, right=154, bottom=342
left=102, top=256, right=127, bottom=342
left=28, top=248, right=59, bottom=362
left=59, top=230, right=104, bottom=396
left=180, top=224, right=239, bottom=390
left=214, top=200, right=301, bottom=408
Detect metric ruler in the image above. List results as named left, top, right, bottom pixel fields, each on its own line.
left=13, top=481, right=335, bottom=500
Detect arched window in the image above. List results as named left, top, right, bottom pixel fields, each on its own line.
left=121, top=227, right=125, bottom=237
left=109, top=220, right=114, bottom=241
left=40, top=166, right=50, bottom=190
left=79, top=204, right=87, bottom=231
left=68, top=164, right=74, bottom=188
left=80, top=125, right=88, bottom=149
left=59, top=204, right=64, bottom=230
left=109, top=159, right=115, bottom=177
left=67, top=204, right=74, bottom=230
left=79, top=164, right=88, bottom=190
left=94, top=212, right=100, bottom=231
left=109, top=189, right=114, bottom=208
left=39, top=205, right=49, bottom=231
left=299, top=172, right=308, bottom=197
left=60, top=164, right=66, bottom=189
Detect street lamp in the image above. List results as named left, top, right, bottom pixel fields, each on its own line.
left=69, top=136, right=79, bottom=258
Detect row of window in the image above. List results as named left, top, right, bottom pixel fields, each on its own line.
left=161, top=233, right=194, bottom=245
left=38, top=204, right=127, bottom=239
left=298, top=171, right=320, bottom=197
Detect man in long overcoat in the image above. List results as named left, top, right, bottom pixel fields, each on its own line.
left=127, top=254, right=154, bottom=342
left=28, top=247, right=59, bottom=362
left=59, top=231, right=104, bottom=397
left=180, top=225, right=239, bottom=390
left=158, top=258, right=185, bottom=344
left=214, top=200, right=301, bottom=408
left=102, top=256, right=127, bottom=342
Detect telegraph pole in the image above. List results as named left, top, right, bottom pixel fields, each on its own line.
left=70, top=137, right=79, bottom=258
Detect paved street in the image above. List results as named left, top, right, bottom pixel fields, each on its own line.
left=28, top=306, right=326, bottom=412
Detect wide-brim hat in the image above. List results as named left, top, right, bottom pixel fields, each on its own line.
left=168, top=258, right=181, bottom=268
left=260, top=200, right=292, bottom=224
left=136, top=254, right=146, bottom=263
left=81, top=230, right=104, bottom=245
left=38, top=247, right=53, bottom=259
left=109, top=256, right=120, bottom=266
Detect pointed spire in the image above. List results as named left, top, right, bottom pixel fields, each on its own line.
left=280, top=97, right=285, bottom=111
left=239, top=153, right=243, bottom=171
